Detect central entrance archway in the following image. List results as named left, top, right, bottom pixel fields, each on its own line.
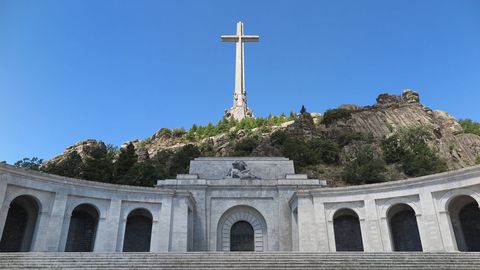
left=230, top=221, right=254, bottom=251
left=217, top=205, right=267, bottom=252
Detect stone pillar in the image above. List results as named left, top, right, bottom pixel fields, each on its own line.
left=0, top=176, right=10, bottom=238
left=297, top=194, right=325, bottom=251
left=30, top=210, right=50, bottom=251
left=151, top=197, right=172, bottom=252
left=363, top=198, right=384, bottom=251
left=417, top=192, right=444, bottom=251
left=437, top=210, right=458, bottom=251
left=277, top=187, right=294, bottom=251
left=94, top=199, right=121, bottom=252
left=44, top=191, right=68, bottom=251
left=169, top=195, right=189, bottom=252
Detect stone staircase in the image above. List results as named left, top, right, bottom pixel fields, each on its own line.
left=0, top=252, right=479, bottom=269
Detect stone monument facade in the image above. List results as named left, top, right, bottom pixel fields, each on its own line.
left=1, top=159, right=480, bottom=253
left=222, top=22, right=258, bottom=121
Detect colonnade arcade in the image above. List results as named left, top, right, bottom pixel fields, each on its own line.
left=0, top=196, right=155, bottom=252
left=0, top=187, right=480, bottom=252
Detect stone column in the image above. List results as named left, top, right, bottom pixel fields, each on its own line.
left=297, top=193, right=325, bottom=251
left=169, top=195, right=189, bottom=252
left=94, top=199, right=121, bottom=252
left=30, top=210, right=50, bottom=251
left=363, top=198, right=384, bottom=251
left=277, top=187, right=294, bottom=251
left=417, top=192, right=444, bottom=251
left=151, top=197, right=172, bottom=252
left=437, top=210, right=458, bottom=251
left=0, top=176, right=10, bottom=238
left=44, top=191, right=69, bottom=251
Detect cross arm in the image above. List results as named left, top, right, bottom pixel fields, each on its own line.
left=221, top=35, right=239, bottom=42
left=221, top=35, right=260, bottom=42
left=242, top=35, right=259, bottom=42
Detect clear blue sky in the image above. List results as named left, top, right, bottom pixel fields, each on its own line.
left=1, top=0, right=479, bottom=163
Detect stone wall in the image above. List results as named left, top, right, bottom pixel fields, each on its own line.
left=1, top=159, right=480, bottom=253
left=290, top=165, right=480, bottom=252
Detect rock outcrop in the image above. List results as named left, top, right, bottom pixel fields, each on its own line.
left=44, top=90, right=480, bottom=182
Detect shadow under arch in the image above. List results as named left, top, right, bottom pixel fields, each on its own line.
left=123, top=208, right=153, bottom=252
left=217, top=205, right=267, bottom=252
left=0, top=195, right=41, bottom=252
left=333, top=208, right=364, bottom=251
left=65, top=203, right=100, bottom=252
left=387, top=203, right=423, bottom=251
left=447, top=195, right=480, bottom=251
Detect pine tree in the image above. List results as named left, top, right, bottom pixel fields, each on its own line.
left=114, top=143, right=138, bottom=182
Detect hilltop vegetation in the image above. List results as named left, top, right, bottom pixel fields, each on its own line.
left=9, top=90, right=480, bottom=187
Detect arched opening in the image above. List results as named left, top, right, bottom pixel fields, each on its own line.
left=333, top=208, right=364, bottom=251
left=65, top=204, right=99, bottom=252
left=123, top=208, right=153, bottom=252
left=230, top=221, right=254, bottom=251
left=0, top=195, right=39, bottom=252
left=448, top=195, right=480, bottom=251
left=388, top=204, right=422, bottom=251
left=217, top=205, right=267, bottom=252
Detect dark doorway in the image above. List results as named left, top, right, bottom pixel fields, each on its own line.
left=388, top=204, right=422, bottom=251
left=0, top=195, right=39, bottom=252
left=449, top=195, right=480, bottom=251
left=123, top=209, right=153, bottom=252
left=333, top=209, right=364, bottom=251
left=65, top=204, right=99, bottom=252
left=230, top=221, right=254, bottom=251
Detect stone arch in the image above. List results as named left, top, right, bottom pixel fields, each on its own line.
left=380, top=197, right=421, bottom=219
left=447, top=195, right=480, bottom=251
left=65, top=203, right=99, bottom=252
left=333, top=208, right=364, bottom=251
left=0, top=195, right=40, bottom=252
left=387, top=203, right=423, bottom=251
left=439, top=188, right=480, bottom=213
left=217, top=205, right=267, bottom=252
left=123, top=208, right=153, bottom=252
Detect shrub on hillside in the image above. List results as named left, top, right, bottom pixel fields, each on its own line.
left=233, top=137, right=259, bottom=156
left=322, top=108, right=352, bottom=126
left=335, top=132, right=373, bottom=147
left=14, top=157, right=43, bottom=170
left=309, top=138, right=340, bottom=164
left=459, top=119, right=480, bottom=136
left=172, top=128, right=186, bottom=137
left=341, top=145, right=386, bottom=185
left=381, top=127, right=447, bottom=177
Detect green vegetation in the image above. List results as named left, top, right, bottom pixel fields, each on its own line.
left=341, top=145, right=386, bottom=185
left=321, top=108, right=352, bottom=126
left=39, top=144, right=202, bottom=187
left=183, top=114, right=295, bottom=142
left=271, top=130, right=340, bottom=168
left=233, top=137, right=260, bottom=156
left=459, top=119, right=480, bottom=136
left=476, top=156, right=480, bottom=165
left=381, top=127, right=447, bottom=177
left=335, top=132, right=373, bottom=147
left=42, top=152, right=83, bottom=178
left=13, top=157, right=43, bottom=170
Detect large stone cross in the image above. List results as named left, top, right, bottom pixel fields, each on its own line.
left=221, top=21, right=259, bottom=121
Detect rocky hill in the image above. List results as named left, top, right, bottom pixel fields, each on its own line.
left=42, top=90, right=480, bottom=186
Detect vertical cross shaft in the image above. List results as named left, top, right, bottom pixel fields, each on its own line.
left=221, top=22, right=259, bottom=120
